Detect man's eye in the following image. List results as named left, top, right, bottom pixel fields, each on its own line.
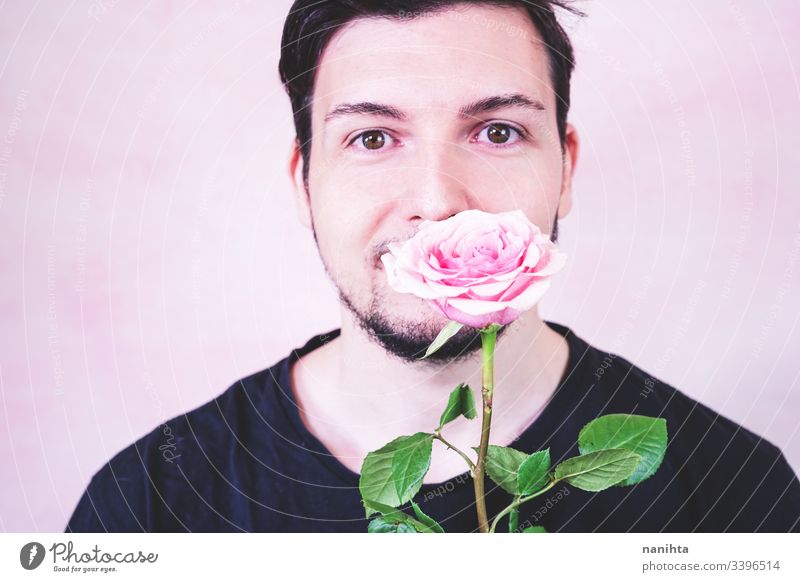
left=347, top=129, right=395, bottom=151
left=474, top=123, right=527, bottom=146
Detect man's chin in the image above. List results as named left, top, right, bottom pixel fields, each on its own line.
left=358, top=310, right=485, bottom=364
left=336, top=273, right=508, bottom=364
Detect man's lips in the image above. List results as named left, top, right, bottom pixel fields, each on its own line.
left=374, top=246, right=391, bottom=268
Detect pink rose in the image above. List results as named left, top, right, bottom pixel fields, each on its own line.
left=380, top=209, right=567, bottom=328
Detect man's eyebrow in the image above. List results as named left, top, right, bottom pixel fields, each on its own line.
left=323, top=93, right=545, bottom=124
left=457, top=93, right=545, bottom=119
left=324, top=102, right=408, bottom=124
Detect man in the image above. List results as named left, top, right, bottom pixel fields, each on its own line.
left=66, top=0, right=800, bottom=532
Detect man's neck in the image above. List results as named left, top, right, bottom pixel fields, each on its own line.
left=289, top=309, right=569, bottom=483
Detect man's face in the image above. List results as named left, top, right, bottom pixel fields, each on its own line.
left=289, top=3, right=578, bottom=363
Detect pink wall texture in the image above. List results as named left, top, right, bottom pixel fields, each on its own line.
left=1, top=1, right=799, bottom=532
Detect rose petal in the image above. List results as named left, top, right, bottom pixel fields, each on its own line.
left=467, top=278, right=514, bottom=298
left=445, top=296, right=513, bottom=316
left=531, top=249, right=568, bottom=277
left=417, top=257, right=450, bottom=281
left=425, top=279, right=472, bottom=298
left=435, top=299, right=520, bottom=328
left=506, top=278, right=551, bottom=311
left=522, top=244, right=542, bottom=268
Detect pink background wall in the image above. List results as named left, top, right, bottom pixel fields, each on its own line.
left=1, top=1, right=798, bottom=532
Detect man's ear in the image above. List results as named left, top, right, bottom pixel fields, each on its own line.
left=288, top=138, right=312, bottom=229
left=557, top=122, right=579, bottom=219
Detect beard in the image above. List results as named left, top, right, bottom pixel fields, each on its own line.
left=337, top=280, right=508, bottom=364
left=307, top=208, right=557, bottom=364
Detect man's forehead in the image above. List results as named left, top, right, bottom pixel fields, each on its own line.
left=313, top=4, right=552, bottom=105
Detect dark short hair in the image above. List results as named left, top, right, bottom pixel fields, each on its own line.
left=279, top=0, right=584, bottom=188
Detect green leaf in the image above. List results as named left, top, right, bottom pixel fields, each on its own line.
left=437, top=383, right=477, bottom=430
left=522, top=525, right=547, bottom=533
left=554, top=448, right=641, bottom=492
left=391, top=432, right=434, bottom=501
left=508, top=508, right=520, bottom=533
left=360, top=440, right=403, bottom=516
left=477, top=444, right=530, bottom=495
left=363, top=499, right=435, bottom=533
left=410, top=501, right=444, bottom=533
left=360, top=433, right=433, bottom=516
left=517, top=449, right=551, bottom=495
left=421, top=321, right=464, bottom=359
left=578, top=414, right=667, bottom=486
left=368, top=517, right=417, bottom=533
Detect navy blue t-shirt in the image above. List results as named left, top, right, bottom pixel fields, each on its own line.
left=65, top=321, right=800, bottom=532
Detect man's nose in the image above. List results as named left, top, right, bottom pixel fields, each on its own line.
left=403, top=141, right=473, bottom=223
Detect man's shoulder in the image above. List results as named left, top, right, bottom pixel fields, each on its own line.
left=588, top=345, right=780, bottom=458
left=66, top=360, right=291, bottom=532
left=572, top=338, right=799, bottom=531
left=110, top=361, right=290, bottom=474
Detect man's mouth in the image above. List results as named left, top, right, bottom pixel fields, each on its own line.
left=374, top=247, right=390, bottom=268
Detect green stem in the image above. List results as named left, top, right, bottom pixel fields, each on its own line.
left=433, top=432, right=475, bottom=472
left=473, top=327, right=498, bottom=533
left=488, top=479, right=559, bottom=533
left=508, top=506, right=520, bottom=533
